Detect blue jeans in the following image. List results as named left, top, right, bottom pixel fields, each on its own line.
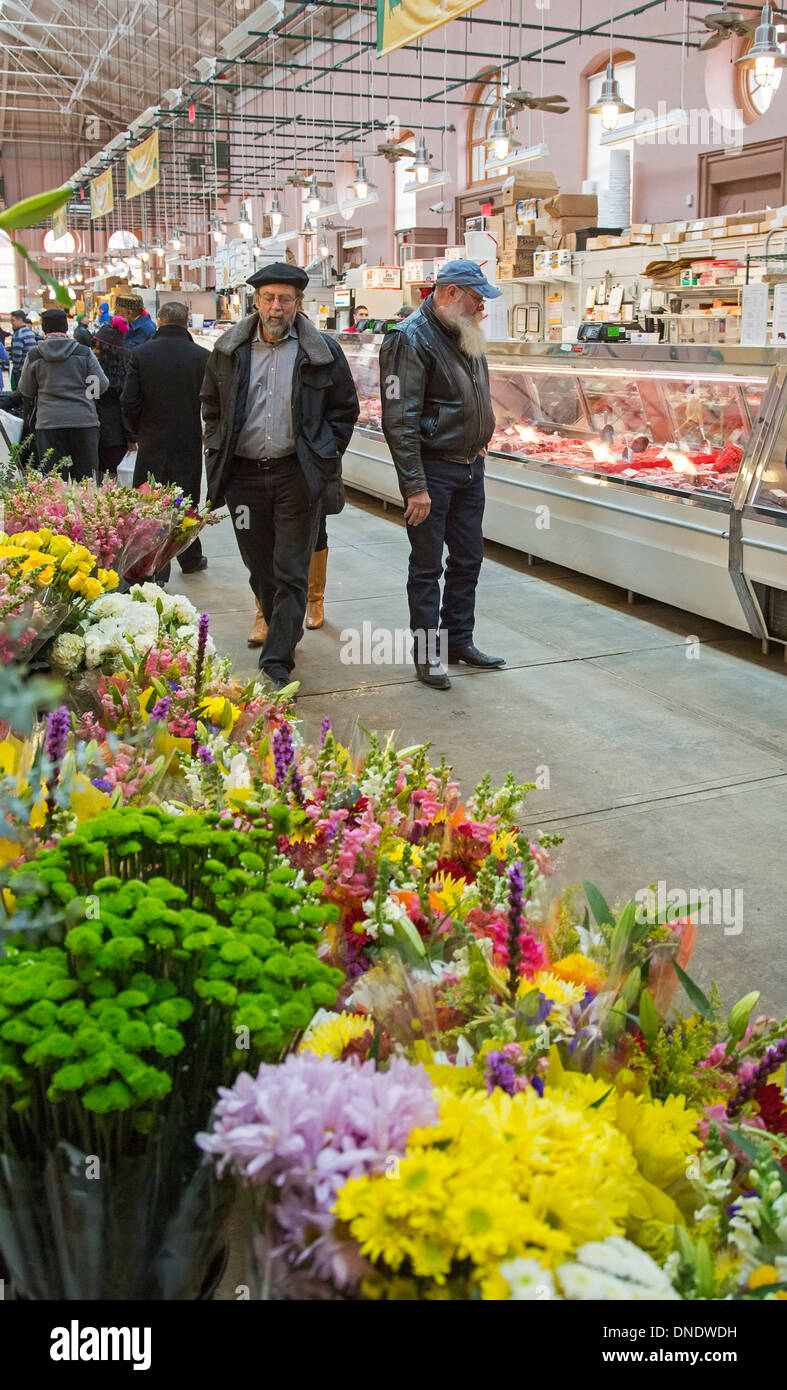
left=225, top=456, right=320, bottom=682
left=406, top=454, right=485, bottom=654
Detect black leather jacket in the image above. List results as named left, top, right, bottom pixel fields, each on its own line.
left=378, top=294, right=496, bottom=499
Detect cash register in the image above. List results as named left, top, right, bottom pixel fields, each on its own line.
left=576, top=322, right=630, bottom=343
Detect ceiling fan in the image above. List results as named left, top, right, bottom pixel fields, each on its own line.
left=375, top=141, right=411, bottom=162
left=696, top=3, right=784, bottom=49
left=503, top=89, right=570, bottom=115
left=285, top=172, right=333, bottom=188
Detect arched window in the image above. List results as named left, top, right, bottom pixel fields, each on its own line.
left=42, top=229, right=78, bottom=255
left=738, top=35, right=786, bottom=120
left=467, top=70, right=504, bottom=186
left=108, top=229, right=139, bottom=250
left=586, top=50, right=635, bottom=196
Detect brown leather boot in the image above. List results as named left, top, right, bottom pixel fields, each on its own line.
left=305, top=547, right=328, bottom=629
left=248, top=598, right=268, bottom=647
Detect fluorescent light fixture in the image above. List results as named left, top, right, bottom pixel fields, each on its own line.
left=339, top=189, right=380, bottom=213
left=309, top=203, right=339, bottom=221
left=402, top=169, right=452, bottom=193
left=219, top=1, right=284, bottom=59
left=341, top=236, right=368, bottom=249
left=105, top=131, right=131, bottom=154
left=162, top=87, right=183, bottom=109
left=259, top=228, right=303, bottom=248
left=600, top=108, right=689, bottom=145
left=485, top=142, right=550, bottom=175
left=129, top=105, right=160, bottom=135
left=194, top=56, right=217, bottom=82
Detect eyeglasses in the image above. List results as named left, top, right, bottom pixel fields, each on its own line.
left=461, top=288, right=484, bottom=310
left=258, top=292, right=297, bottom=307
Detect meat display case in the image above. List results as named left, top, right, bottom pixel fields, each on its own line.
left=334, top=332, right=787, bottom=646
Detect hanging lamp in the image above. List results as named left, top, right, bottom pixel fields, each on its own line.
left=307, top=174, right=321, bottom=214
left=408, top=134, right=433, bottom=185
left=352, top=156, right=371, bottom=200
left=736, top=3, right=787, bottom=89
left=269, top=193, right=283, bottom=237
left=487, top=101, right=514, bottom=161
left=587, top=60, right=633, bottom=131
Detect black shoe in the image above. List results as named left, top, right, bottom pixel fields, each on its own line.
left=414, top=659, right=451, bottom=690
left=447, top=643, right=505, bottom=668
left=180, top=556, right=208, bottom=574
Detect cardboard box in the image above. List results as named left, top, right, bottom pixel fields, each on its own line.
left=497, top=254, right=535, bottom=279
left=502, top=171, right=558, bottom=204
left=402, top=260, right=433, bottom=285
left=484, top=214, right=504, bottom=247
left=543, top=193, right=597, bottom=219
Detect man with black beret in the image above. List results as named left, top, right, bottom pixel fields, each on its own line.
left=201, top=263, right=359, bottom=692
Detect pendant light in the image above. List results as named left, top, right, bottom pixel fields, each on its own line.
left=319, top=235, right=330, bottom=258
left=238, top=201, right=254, bottom=239
left=408, top=134, right=433, bottom=185
left=487, top=101, right=514, bottom=162
left=170, top=229, right=182, bottom=250
left=736, top=4, right=787, bottom=90
left=352, top=156, right=370, bottom=200
left=269, top=193, right=283, bottom=237
left=307, top=173, right=321, bottom=214
left=587, top=3, right=633, bottom=132
left=211, top=217, right=225, bottom=244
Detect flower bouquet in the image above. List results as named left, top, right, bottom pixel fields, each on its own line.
left=0, top=530, right=117, bottom=667
left=0, top=805, right=342, bottom=1298
left=113, top=483, right=221, bottom=583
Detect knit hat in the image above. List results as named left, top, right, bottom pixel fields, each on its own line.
left=97, top=317, right=129, bottom=347
left=114, top=294, right=144, bottom=316
left=41, top=308, right=69, bottom=334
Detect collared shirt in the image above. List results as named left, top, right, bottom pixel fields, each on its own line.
left=235, top=322, right=299, bottom=459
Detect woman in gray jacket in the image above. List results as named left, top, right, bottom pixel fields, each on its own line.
left=18, top=308, right=108, bottom=479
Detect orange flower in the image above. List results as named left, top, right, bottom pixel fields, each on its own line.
left=550, top=952, right=606, bottom=996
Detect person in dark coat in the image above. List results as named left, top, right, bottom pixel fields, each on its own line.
left=93, top=318, right=132, bottom=477
left=115, top=294, right=157, bottom=350
left=200, top=262, right=358, bottom=691
left=121, top=301, right=209, bottom=577
left=73, top=313, right=95, bottom=348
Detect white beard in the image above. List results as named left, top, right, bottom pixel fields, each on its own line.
left=437, top=301, right=488, bottom=359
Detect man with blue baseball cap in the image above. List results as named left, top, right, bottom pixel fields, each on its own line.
left=379, top=258, right=505, bottom=689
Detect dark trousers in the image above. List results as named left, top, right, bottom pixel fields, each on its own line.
left=406, top=455, right=485, bottom=653
left=225, top=455, right=320, bottom=682
left=98, top=443, right=127, bottom=478
left=35, top=425, right=99, bottom=482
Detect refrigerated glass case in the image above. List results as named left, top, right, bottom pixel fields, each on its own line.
left=334, top=333, right=787, bottom=644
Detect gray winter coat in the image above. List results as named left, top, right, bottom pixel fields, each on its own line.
left=18, top=337, right=108, bottom=429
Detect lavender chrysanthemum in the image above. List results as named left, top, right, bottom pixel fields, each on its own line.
left=149, top=696, right=172, bottom=722
left=272, top=721, right=304, bottom=802
left=485, top=1050, right=517, bottom=1096
left=320, top=715, right=331, bottom=748
left=197, top=1053, right=438, bottom=1289
left=197, top=745, right=214, bottom=766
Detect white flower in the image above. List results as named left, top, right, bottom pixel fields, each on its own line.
left=555, top=1237, right=680, bottom=1301
left=224, top=753, right=252, bottom=791
left=172, top=593, right=199, bottom=625
left=130, top=582, right=174, bottom=620
left=50, top=631, right=86, bottom=673
left=177, top=623, right=215, bottom=656
left=500, top=1259, right=556, bottom=1301
left=84, top=631, right=103, bottom=668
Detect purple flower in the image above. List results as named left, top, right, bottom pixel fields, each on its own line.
left=273, top=721, right=304, bottom=803
left=149, top=696, right=172, bottom=722
left=485, top=1049, right=518, bottom=1096
left=91, top=777, right=113, bottom=792
left=197, top=1054, right=438, bottom=1290
left=44, top=706, right=70, bottom=765
left=194, top=611, right=210, bottom=695
left=506, top=860, right=525, bottom=994
left=728, top=1036, right=787, bottom=1117
left=197, top=745, right=214, bottom=766
left=320, top=715, right=331, bottom=748
left=530, top=1075, right=544, bottom=1098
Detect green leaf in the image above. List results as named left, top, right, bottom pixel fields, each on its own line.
left=727, top=990, right=760, bottom=1045
left=0, top=185, right=71, bottom=230
left=589, top=1085, right=615, bottom=1110
left=368, top=1026, right=382, bottom=1065
left=718, top=1124, right=763, bottom=1163
left=10, top=239, right=71, bottom=307
left=609, top=899, right=637, bottom=967
left=582, top=881, right=613, bottom=927
left=671, top=960, right=715, bottom=1021
left=638, top=987, right=659, bottom=1045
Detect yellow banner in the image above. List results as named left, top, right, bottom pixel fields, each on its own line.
left=90, top=167, right=114, bottom=219
left=52, top=202, right=67, bottom=238
left=126, top=129, right=159, bottom=199
left=377, top=0, right=485, bottom=55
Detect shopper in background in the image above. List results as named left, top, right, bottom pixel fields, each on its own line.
left=379, top=258, right=505, bottom=690
left=93, top=317, right=132, bottom=477
left=395, top=305, right=413, bottom=320
left=0, top=329, right=9, bottom=388
left=18, top=307, right=108, bottom=480
left=73, top=312, right=95, bottom=348
left=9, top=310, right=37, bottom=390
left=201, top=262, right=358, bottom=691
left=114, top=294, right=156, bottom=349
left=122, top=301, right=209, bottom=578
left=96, top=301, right=111, bottom=327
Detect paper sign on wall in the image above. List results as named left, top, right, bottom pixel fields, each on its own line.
left=90, top=168, right=114, bottom=219
left=52, top=203, right=67, bottom=239
left=126, top=130, right=159, bottom=199
left=740, top=282, right=769, bottom=347
left=772, top=283, right=787, bottom=344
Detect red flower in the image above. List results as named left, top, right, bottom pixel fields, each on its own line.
left=754, top=1084, right=787, bottom=1136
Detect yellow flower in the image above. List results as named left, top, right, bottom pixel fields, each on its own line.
left=97, top=568, right=119, bottom=590
left=299, top=1011, right=371, bottom=1058
left=749, top=1264, right=787, bottom=1298
left=550, top=952, right=606, bottom=995
left=36, top=527, right=53, bottom=549
left=524, top=969, right=586, bottom=1011
left=426, top=871, right=469, bottom=916
left=60, top=552, right=82, bottom=575
left=198, top=696, right=240, bottom=728
left=613, top=1091, right=701, bottom=1190
left=47, top=534, right=73, bottom=559
left=12, top=531, right=40, bottom=549
left=67, top=571, right=86, bottom=593
left=20, top=550, right=51, bottom=575
left=80, top=577, right=103, bottom=602
left=490, top=828, right=518, bottom=860
left=35, top=566, right=54, bottom=587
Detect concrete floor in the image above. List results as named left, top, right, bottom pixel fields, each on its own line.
left=182, top=491, right=787, bottom=1016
